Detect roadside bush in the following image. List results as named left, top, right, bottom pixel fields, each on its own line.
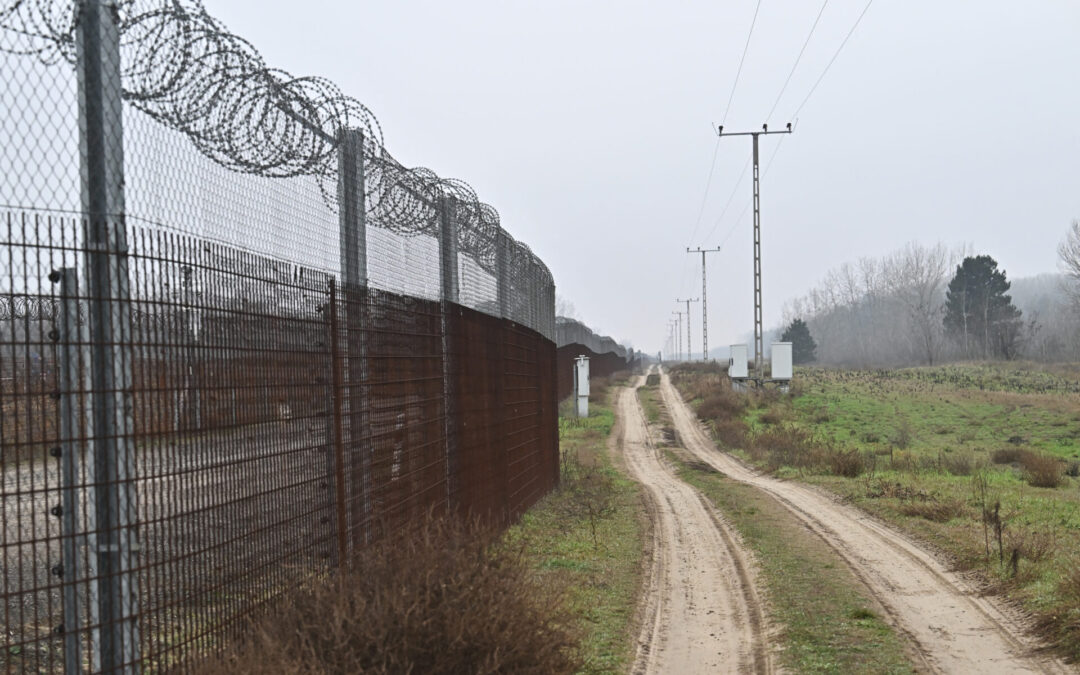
left=200, top=517, right=581, bottom=675
left=697, top=390, right=746, bottom=422
left=1021, top=453, right=1063, bottom=488
left=755, top=427, right=815, bottom=471
left=827, top=448, right=865, bottom=478
left=645, top=373, right=660, bottom=387
left=712, top=419, right=748, bottom=449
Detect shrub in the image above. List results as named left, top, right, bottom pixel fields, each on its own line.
left=1021, top=453, right=1063, bottom=488
left=827, top=448, right=865, bottom=478
left=200, top=517, right=581, bottom=675
left=712, top=418, right=748, bottom=449
left=890, top=418, right=913, bottom=449
left=758, top=409, right=784, bottom=426
left=697, top=390, right=747, bottom=422
left=645, top=373, right=660, bottom=387
left=991, top=447, right=1025, bottom=465
left=1065, top=461, right=1080, bottom=478
left=939, top=451, right=975, bottom=476
left=755, top=427, right=815, bottom=471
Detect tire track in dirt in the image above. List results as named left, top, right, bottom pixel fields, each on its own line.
left=658, top=370, right=1073, bottom=675
left=617, top=376, right=773, bottom=675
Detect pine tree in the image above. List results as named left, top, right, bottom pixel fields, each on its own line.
left=780, top=318, right=817, bottom=364
left=943, top=255, right=1022, bottom=359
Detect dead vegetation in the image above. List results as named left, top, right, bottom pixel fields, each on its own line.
left=197, top=516, right=581, bottom=675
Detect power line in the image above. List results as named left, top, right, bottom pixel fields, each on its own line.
left=699, top=156, right=751, bottom=245
left=765, top=0, right=829, bottom=121
left=712, top=0, right=875, bottom=247
left=698, top=0, right=826, bottom=248
left=791, top=0, right=875, bottom=119
left=685, top=136, right=722, bottom=247
left=721, top=0, right=765, bottom=125
left=686, top=0, right=765, bottom=247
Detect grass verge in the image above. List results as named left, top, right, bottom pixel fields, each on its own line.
left=507, top=379, right=645, bottom=674
left=639, top=384, right=915, bottom=674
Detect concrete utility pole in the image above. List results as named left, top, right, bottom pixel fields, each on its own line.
left=717, top=122, right=792, bottom=380
left=687, top=247, right=721, bottom=361
left=676, top=297, right=700, bottom=361
left=672, top=311, right=683, bottom=361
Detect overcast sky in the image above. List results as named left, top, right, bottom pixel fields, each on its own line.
left=211, top=0, right=1080, bottom=355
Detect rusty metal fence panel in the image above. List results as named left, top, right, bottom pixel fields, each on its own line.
left=1, top=0, right=559, bottom=671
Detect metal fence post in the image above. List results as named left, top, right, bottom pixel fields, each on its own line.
left=76, top=0, right=141, bottom=670
left=497, top=231, right=510, bottom=319
left=438, top=196, right=459, bottom=510
left=337, top=128, right=369, bottom=548
left=56, top=267, right=100, bottom=674
left=327, top=279, right=349, bottom=567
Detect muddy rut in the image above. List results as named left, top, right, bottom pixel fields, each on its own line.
left=616, top=377, right=773, bottom=675
left=657, top=370, right=1073, bottom=675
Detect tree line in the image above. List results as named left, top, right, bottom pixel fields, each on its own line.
left=780, top=224, right=1080, bottom=367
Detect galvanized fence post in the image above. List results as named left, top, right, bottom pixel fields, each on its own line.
left=438, top=196, right=459, bottom=510
left=497, top=231, right=510, bottom=319
left=76, top=0, right=142, bottom=670
left=327, top=279, right=349, bottom=567
left=56, top=267, right=100, bottom=674
left=337, top=128, right=369, bottom=549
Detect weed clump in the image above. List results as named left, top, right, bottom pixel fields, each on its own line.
left=698, top=390, right=747, bottom=421
left=992, top=447, right=1025, bottom=465
left=898, top=498, right=966, bottom=523
left=201, top=517, right=581, bottom=675
left=938, top=450, right=976, bottom=476
left=1021, top=453, right=1063, bottom=488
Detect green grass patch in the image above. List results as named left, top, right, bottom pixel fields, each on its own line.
left=671, top=362, right=1080, bottom=661
left=507, top=396, right=644, bottom=674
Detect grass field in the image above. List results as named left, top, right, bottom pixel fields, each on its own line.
left=638, top=383, right=915, bottom=674
left=670, top=361, right=1080, bottom=662
left=508, top=377, right=645, bottom=674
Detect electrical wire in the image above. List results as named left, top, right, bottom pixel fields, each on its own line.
left=791, top=0, right=875, bottom=119
left=685, top=0, right=765, bottom=248
left=721, top=0, right=765, bottom=125
left=709, top=0, right=876, bottom=249
left=765, top=0, right=829, bottom=121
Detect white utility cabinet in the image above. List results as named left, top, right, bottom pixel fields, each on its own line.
left=573, top=355, right=590, bottom=417
left=729, top=344, right=748, bottom=379
left=771, top=342, right=793, bottom=380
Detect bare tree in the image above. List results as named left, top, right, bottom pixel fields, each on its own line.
left=882, top=242, right=954, bottom=365
left=1059, top=220, right=1080, bottom=308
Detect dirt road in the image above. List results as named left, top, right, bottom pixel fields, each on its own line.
left=657, top=370, right=1073, bottom=675
left=615, top=377, right=773, bottom=675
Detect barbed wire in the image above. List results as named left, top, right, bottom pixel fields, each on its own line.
left=0, top=0, right=552, bottom=289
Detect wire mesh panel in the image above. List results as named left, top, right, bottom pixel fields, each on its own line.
left=2, top=0, right=559, bottom=670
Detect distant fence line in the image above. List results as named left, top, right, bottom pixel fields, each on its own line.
left=1, top=0, right=558, bottom=671
left=555, top=317, right=634, bottom=401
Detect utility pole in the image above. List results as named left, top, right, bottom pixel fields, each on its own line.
left=687, top=247, right=721, bottom=362
left=676, top=298, right=700, bottom=361
left=717, top=122, right=792, bottom=380
left=672, top=311, right=683, bottom=361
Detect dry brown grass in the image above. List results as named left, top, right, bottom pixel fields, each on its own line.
left=197, top=516, right=581, bottom=675
left=697, top=390, right=747, bottom=421
left=1022, top=453, right=1064, bottom=488
left=898, top=498, right=967, bottom=523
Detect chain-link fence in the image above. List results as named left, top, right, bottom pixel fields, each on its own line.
left=1, top=0, right=558, bottom=671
